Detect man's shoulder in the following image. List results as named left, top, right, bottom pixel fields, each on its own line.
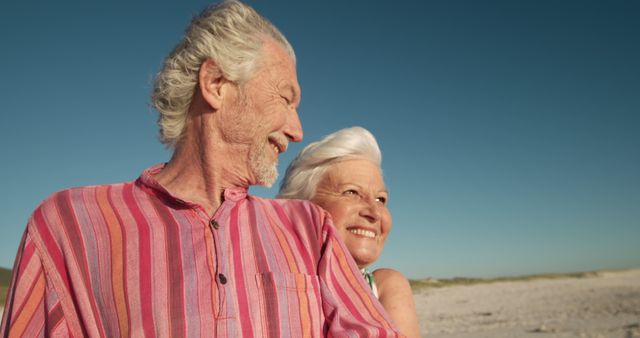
left=271, top=197, right=317, bottom=207
left=39, top=181, right=135, bottom=207
left=249, top=196, right=328, bottom=221
left=252, top=195, right=322, bottom=211
left=28, top=180, right=139, bottom=235
left=31, top=180, right=138, bottom=227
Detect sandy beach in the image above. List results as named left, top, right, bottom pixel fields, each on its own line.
left=1, top=269, right=637, bottom=336
left=415, top=269, right=640, bottom=338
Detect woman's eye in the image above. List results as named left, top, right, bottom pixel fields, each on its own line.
left=376, top=196, right=387, bottom=204
left=342, top=189, right=358, bottom=196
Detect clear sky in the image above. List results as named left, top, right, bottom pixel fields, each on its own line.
left=1, top=0, right=638, bottom=279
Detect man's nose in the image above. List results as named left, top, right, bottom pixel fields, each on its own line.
left=284, top=110, right=303, bottom=142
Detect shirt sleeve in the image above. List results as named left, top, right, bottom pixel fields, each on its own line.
left=1, top=230, right=70, bottom=337
left=316, top=212, right=404, bottom=337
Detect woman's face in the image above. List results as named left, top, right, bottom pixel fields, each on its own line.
left=312, top=159, right=392, bottom=268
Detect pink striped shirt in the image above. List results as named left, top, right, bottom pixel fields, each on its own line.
left=1, top=164, right=401, bottom=337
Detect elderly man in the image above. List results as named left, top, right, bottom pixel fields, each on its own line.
left=0, top=1, right=401, bottom=337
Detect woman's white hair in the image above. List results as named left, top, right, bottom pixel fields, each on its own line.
left=278, top=126, right=382, bottom=200
left=152, top=0, right=295, bottom=147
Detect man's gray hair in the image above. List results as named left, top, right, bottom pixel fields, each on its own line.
left=278, top=126, right=382, bottom=200
left=152, top=0, right=296, bottom=147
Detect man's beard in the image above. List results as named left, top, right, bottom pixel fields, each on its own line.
left=249, top=140, right=278, bottom=187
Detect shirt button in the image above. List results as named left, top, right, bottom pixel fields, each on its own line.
left=210, top=219, right=219, bottom=229
left=218, top=273, right=227, bottom=284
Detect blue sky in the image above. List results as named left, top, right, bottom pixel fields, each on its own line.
left=0, top=0, right=638, bottom=279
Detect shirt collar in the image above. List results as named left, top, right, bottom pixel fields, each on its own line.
left=136, top=163, right=248, bottom=207
left=223, top=186, right=248, bottom=202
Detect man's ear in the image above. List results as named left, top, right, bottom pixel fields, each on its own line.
left=199, top=59, right=228, bottom=110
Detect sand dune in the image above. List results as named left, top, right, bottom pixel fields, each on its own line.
left=415, top=269, right=640, bottom=337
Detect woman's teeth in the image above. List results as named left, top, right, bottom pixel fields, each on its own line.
left=349, top=228, right=376, bottom=238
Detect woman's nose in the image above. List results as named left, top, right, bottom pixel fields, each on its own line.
left=359, top=200, right=381, bottom=223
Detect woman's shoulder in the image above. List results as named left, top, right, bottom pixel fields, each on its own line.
left=371, top=268, right=421, bottom=337
left=372, top=268, right=412, bottom=294
left=372, top=268, right=410, bottom=284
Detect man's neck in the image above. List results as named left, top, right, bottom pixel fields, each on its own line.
left=154, top=128, right=252, bottom=216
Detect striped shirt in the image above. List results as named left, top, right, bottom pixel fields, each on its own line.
left=1, top=164, right=401, bottom=337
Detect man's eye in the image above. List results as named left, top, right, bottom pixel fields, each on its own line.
left=281, top=96, right=291, bottom=104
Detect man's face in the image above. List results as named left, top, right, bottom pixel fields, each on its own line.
left=219, top=40, right=303, bottom=186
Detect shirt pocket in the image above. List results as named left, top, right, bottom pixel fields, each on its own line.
left=254, top=272, right=323, bottom=338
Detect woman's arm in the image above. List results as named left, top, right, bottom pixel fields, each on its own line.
left=374, top=268, right=421, bottom=337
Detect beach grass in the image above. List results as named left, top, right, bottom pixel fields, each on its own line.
left=1, top=267, right=12, bottom=307
left=409, top=270, right=609, bottom=291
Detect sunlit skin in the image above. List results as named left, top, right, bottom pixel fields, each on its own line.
left=214, top=41, right=303, bottom=187
left=312, top=159, right=391, bottom=268
left=155, top=40, right=302, bottom=215
left=312, top=158, right=421, bottom=338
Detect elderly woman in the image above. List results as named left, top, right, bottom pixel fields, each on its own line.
left=278, top=127, right=420, bottom=337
